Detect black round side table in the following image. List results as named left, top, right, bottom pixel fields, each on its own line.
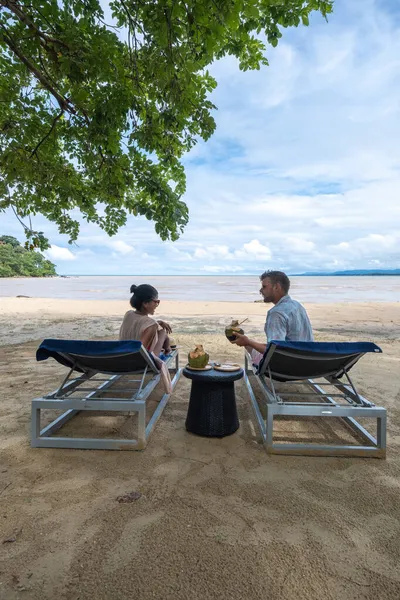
left=183, top=367, right=244, bottom=438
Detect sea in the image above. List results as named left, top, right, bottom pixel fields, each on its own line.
left=0, top=275, right=399, bottom=303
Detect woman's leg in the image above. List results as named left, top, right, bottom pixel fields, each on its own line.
left=162, top=335, right=171, bottom=354
left=153, top=329, right=171, bottom=355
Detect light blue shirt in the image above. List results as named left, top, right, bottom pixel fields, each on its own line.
left=264, top=295, right=313, bottom=342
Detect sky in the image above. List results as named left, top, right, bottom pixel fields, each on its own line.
left=2, top=0, right=400, bottom=275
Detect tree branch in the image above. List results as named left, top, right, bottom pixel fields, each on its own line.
left=164, top=6, right=173, bottom=58
left=37, top=46, right=62, bottom=94
left=29, top=110, right=63, bottom=158
left=0, top=0, right=70, bottom=49
left=119, top=0, right=145, bottom=36
left=33, top=5, right=58, bottom=34
left=10, top=202, right=30, bottom=231
left=0, top=25, right=76, bottom=114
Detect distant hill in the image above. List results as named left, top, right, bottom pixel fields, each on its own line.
left=295, top=269, right=400, bottom=276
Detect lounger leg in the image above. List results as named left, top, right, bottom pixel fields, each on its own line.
left=377, top=413, right=387, bottom=456
left=265, top=406, right=274, bottom=452
left=137, top=403, right=146, bottom=450
left=244, top=351, right=252, bottom=375
left=31, top=405, right=41, bottom=447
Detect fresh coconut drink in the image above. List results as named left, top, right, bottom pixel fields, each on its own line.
left=188, top=344, right=209, bottom=368
left=225, top=319, right=246, bottom=341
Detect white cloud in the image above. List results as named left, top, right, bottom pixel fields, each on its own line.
left=75, top=249, right=95, bottom=257
left=328, top=233, right=400, bottom=264
left=194, top=245, right=231, bottom=259
left=193, top=247, right=208, bottom=258
left=45, top=245, right=77, bottom=261
left=168, top=246, right=194, bottom=261
left=109, top=240, right=134, bottom=255
left=235, top=239, right=272, bottom=261
left=74, top=235, right=136, bottom=254
left=248, top=196, right=317, bottom=218
left=360, top=234, right=398, bottom=249
left=285, top=237, right=315, bottom=253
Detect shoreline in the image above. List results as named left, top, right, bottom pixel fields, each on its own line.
left=1, top=297, right=399, bottom=347
left=1, top=297, right=400, bottom=310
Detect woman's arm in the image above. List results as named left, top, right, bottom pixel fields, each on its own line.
left=140, top=323, right=158, bottom=350
left=157, top=319, right=172, bottom=334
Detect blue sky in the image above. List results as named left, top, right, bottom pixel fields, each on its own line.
left=2, top=0, right=400, bottom=275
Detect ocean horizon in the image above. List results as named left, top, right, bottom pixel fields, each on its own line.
left=1, top=275, right=399, bottom=303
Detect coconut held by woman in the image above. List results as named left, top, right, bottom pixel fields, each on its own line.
left=225, top=318, right=248, bottom=341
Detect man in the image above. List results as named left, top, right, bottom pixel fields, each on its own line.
left=232, top=270, right=313, bottom=364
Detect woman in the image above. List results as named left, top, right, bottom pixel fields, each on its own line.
left=119, top=284, right=172, bottom=356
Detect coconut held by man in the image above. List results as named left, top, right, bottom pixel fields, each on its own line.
left=225, top=319, right=247, bottom=342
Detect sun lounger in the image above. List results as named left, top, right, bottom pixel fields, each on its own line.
left=244, top=341, right=386, bottom=458
left=31, top=339, right=181, bottom=450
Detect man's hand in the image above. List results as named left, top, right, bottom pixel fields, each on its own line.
left=231, top=332, right=251, bottom=347
left=231, top=332, right=267, bottom=356
left=157, top=320, right=172, bottom=334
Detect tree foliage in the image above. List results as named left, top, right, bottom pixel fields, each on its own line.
left=0, top=233, right=19, bottom=246
left=0, top=234, right=57, bottom=276
left=0, top=0, right=333, bottom=249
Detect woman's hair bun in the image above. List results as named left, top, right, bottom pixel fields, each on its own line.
left=130, top=284, right=137, bottom=294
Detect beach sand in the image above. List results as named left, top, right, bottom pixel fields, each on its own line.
left=1, top=298, right=400, bottom=599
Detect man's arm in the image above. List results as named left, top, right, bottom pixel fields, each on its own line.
left=232, top=311, right=288, bottom=352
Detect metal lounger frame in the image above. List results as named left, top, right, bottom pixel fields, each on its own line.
left=244, top=347, right=386, bottom=458
left=31, top=347, right=181, bottom=450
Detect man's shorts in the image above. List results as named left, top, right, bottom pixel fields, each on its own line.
left=250, top=349, right=263, bottom=366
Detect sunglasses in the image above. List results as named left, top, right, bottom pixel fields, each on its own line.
left=150, top=298, right=160, bottom=305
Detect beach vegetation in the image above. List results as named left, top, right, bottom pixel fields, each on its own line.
left=0, top=234, right=56, bottom=276
left=0, top=0, right=333, bottom=250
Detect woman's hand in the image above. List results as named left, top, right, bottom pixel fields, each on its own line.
left=157, top=320, right=172, bottom=334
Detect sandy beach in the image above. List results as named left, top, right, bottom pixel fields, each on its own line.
left=1, top=297, right=400, bottom=599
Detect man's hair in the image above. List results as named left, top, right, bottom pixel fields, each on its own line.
left=260, top=270, right=290, bottom=294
